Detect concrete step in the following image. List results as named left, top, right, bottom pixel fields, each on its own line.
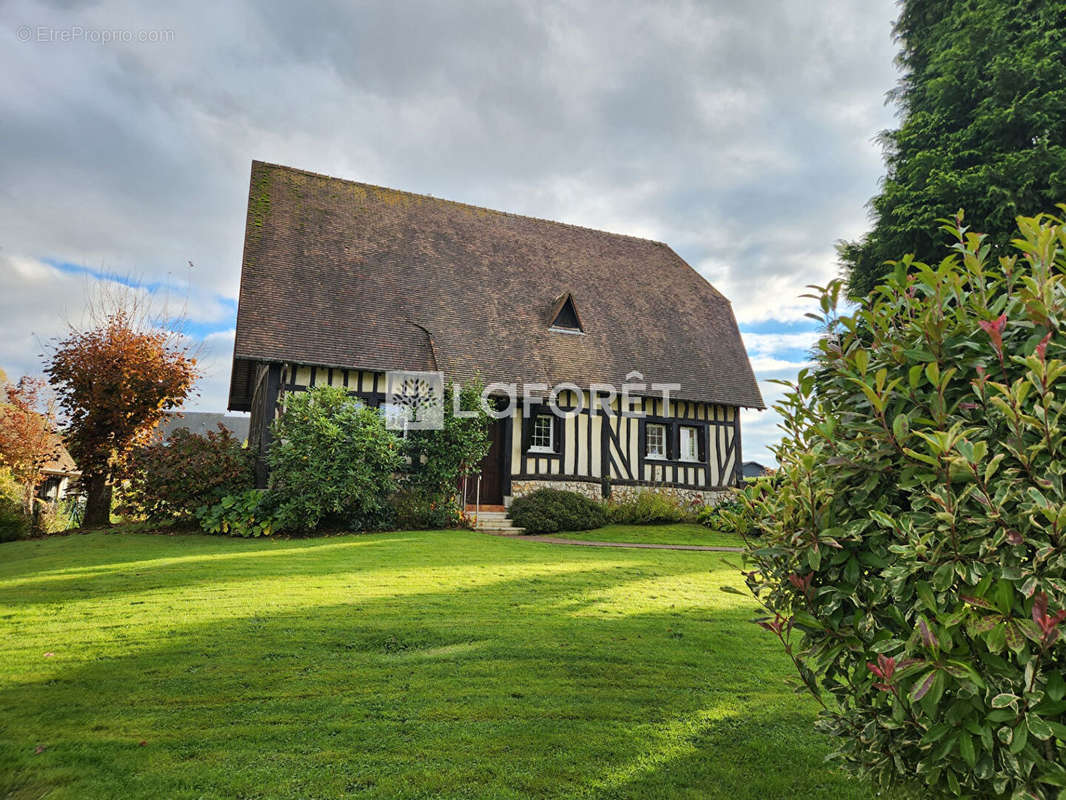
left=479, top=527, right=526, bottom=536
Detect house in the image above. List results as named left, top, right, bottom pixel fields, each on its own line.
left=37, top=433, right=80, bottom=504
left=155, top=412, right=251, bottom=443
left=228, top=161, right=764, bottom=506
left=741, top=461, right=772, bottom=481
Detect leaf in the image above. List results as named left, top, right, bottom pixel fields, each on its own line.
left=959, top=732, right=976, bottom=767
left=910, top=669, right=937, bottom=703
left=992, top=693, right=1020, bottom=709
left=1028, top=714, right=1055, bottom=741
left=915, top=581, right=937, bottom=613
left=1046, top=670, right=1066, bottom=702
left=1009, top=721, right=1028, bottom=754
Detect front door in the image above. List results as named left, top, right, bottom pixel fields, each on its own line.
left=476, top=420, right=504, bottom=505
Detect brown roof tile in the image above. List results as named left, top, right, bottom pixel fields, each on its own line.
left=229, top=161, right=764, bottom=409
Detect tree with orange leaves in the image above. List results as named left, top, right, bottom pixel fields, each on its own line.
left=0, top=376, right=60, bottom=517
left=46, top=307, right=199, bottom=527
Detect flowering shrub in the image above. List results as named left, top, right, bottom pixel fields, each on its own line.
left=736, top=211, right=1066, bottom=798
left=120, top=425, right=253, bottom=521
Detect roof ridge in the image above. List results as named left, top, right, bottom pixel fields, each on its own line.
left=252, top=160, right=671, bottom=247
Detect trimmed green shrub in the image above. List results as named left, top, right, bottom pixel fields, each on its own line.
left=606, top=488, right=695, bottom=525
left=196, top=489, right=277, bottom=538
left=738, top=211, right=1066, bottom=798
left=509, top=488, right=606, bottom=535
left=268, top=386, right=403, bottom=532
left=0, top=467, right=31, bottom=543
left=119, top=425, right=254, bottom=521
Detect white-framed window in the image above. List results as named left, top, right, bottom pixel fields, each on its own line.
left=529, top=414, right=554, bottom=452
left=646, top=423, right=666, bottom=458
left=680, top=426, right=699, bottom=462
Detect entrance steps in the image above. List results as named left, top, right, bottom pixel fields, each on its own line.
left=465, top=507, right=525, bottom=536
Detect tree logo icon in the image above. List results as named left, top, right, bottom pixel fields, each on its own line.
left=385, top=371, right=444, bottom=430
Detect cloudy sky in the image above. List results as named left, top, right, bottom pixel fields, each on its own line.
left=2, top=0, right=901, bottom=465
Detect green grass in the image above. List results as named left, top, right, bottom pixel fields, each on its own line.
left=555, top=523, right=744, bottom=548
left=0, top=529, right=881, bottom=799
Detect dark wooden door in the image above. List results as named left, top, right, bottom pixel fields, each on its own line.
left=477, top=420, right=504, bottom=504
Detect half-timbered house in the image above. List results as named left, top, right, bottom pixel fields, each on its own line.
left=228, top=161, right=764, bottom=506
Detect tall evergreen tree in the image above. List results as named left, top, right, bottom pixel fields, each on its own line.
left=842, top=0, right=1066, bottom=298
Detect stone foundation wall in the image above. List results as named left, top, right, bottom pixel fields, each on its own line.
left=509, top=479, right=602, bottom=502
left=508, top=479, right=734, bottom=508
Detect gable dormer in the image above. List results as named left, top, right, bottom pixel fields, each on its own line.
left=549, top=292, right=584, bottom=334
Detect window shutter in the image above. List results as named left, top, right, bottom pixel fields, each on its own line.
left=696, top=426, right=707, bottom=463
left=638, top=420, right=647, bottom=459
left=521, top=408, right=534, bottom=452
left=666, top=423, right=678, bottom=461
left=553, top=413, right=564, bottom=454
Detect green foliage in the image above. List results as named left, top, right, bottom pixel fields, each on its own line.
left=509, top=488, right=606, bottom=534
left=606, top=489, right=697, bottom=525
left=402, top=380, right=491, bottom=497
left=0, top=467, right=31, bottom=543
left=119, top=426, right=254, bottom=521
left=697, top=494, right=744, bottom=531
left=842, top=1, right=1066, bottom=297
left=268, top=386, right=403, bottom=532
left=741, top=211, right=1066, bottom=797
left=195, top=489, right=277, bottom=538
left=389, top=488, right=466, bottom=530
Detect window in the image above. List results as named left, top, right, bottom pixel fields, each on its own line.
left=646, top=423, right=666, bottom=458
left=549, top=293, right=585, bottom=333
left=529, top=415, right=554, bottom=452
left=680, top=426, right=699, bottom=462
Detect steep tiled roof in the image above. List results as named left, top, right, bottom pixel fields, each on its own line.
left=229, top=161, right=764, bottom=409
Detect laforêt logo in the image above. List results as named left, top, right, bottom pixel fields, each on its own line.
left=385, top=371, right=445, bottom=430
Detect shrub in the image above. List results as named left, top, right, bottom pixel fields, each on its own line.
left=606, top=489, right=695, bottom=525
left=268, top=386, right=403, bottom=532
left=195, top=489, right=277, bottom=537
left=509, top=488, right=606, bottom=534
left=738, top=211, right=1066, bottom=798
left=119, top=425, right=254, bottom=521
left=696, top=494, right=743, bottom=531
left=402, top=379, right=492, bottom=497
left=0, top=467, right=30, bottom=543
left=389, top=489, right=466, bottom=530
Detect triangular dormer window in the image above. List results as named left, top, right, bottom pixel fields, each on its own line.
left=549, top=292, right=584, bottom=334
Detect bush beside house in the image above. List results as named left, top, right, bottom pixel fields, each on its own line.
left=120, top=425, right=254, bottom=521
left=605, top=489, right=697, bottom=525
left=509, top=488, right=606, bottom=534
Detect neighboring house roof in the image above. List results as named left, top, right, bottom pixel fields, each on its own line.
left=742, top=461, right=770, bottom=479
left=156, top=412, right=251, bottom=442
left=229, top=161, right=764, bottom=411
left=40, top=432, right=79, bottom=477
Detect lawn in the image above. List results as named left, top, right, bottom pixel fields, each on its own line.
left=555, top=523, right=744, bottom=548
left=0, top=529, right=881, bottom=799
